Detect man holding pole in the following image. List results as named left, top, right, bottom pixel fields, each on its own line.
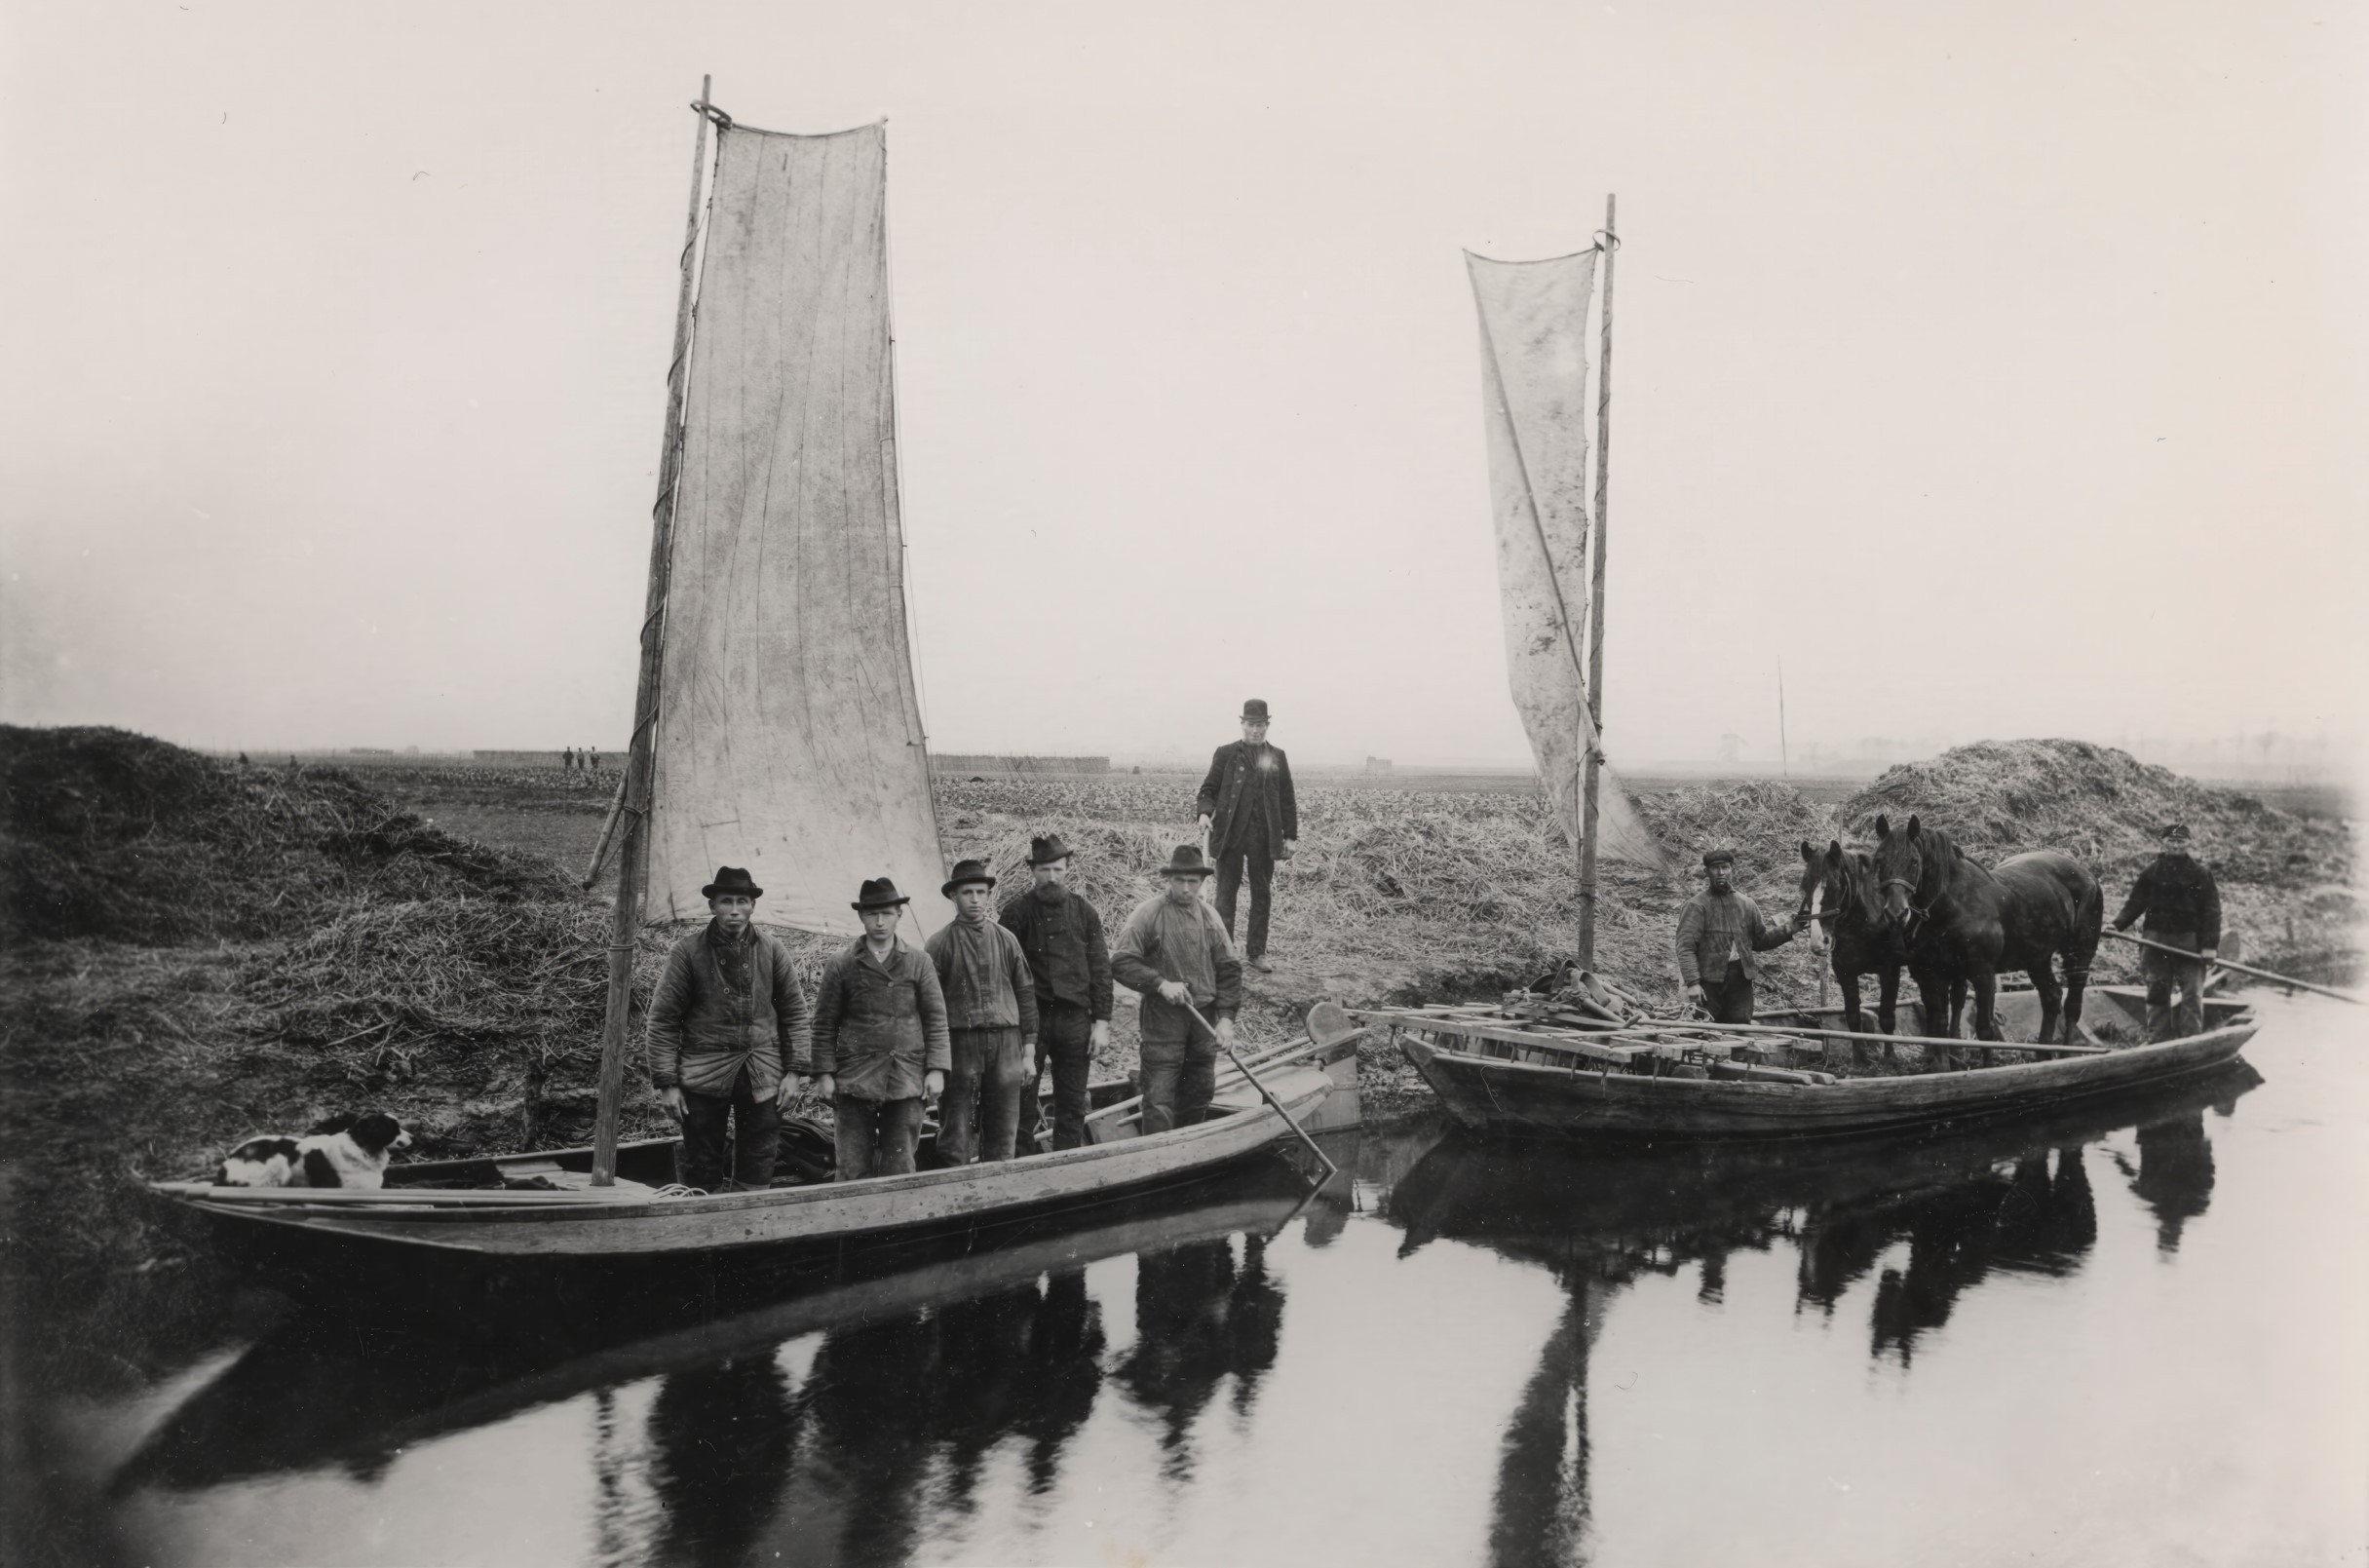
left=2113, top=822, right=2221, bottom=1042
left=1674, top=848, right=1809, bottom=1024
left=1112, top=845, right=1242, bottom=1133
left=806, top=877, right=951, bottom=1178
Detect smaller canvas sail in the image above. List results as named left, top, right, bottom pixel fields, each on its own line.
left=1468, top=249, right=1666, bottom=869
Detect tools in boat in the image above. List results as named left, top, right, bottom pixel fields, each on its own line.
left=2101, top=928, right=2359, bottom=1005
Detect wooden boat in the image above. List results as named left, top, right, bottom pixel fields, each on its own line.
left=147, top=1060, right=1337, bottom=1270
left=1358, top=982, right=2258, bottom=1142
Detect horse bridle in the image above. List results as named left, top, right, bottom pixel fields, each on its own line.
left=1879, top=864, right=1936, bottom=936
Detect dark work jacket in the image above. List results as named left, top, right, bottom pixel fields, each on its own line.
left=646, top=923, right=813, bottom=1096
left=1195, top=742, right=1297, bottom=855
left=2115, top=854, right=2222, bottom=949
left=1000, top=883, right=1115, bottom=1020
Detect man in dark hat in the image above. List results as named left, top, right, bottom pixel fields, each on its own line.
left=646, top=866, right=814, bottom=1193
left=1001, top=832, right=1114, bottom=1152
left=1195, top=698, right=1297, bottom=974
left=2113, top=822, right=2222, bottom=1042
left=1673, top=848, right=1809, bottom=1025
left=926, top=860, right=1040, bottom=1164
left=807, top=878, right=951, bottom=1178
left=1112, top=845, right=1243, bottom=1133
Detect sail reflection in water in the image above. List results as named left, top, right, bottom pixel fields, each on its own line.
left=78, top=1042, right=2359, bottom=1568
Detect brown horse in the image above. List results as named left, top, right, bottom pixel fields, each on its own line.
left=1869, top=815, right=2105, bottom=1052
left=1796, top=840, right=1966, bottom=1058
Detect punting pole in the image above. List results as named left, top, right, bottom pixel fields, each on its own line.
left=592, top=77, right=715, bottom=1187
left=1181, top=1000, right=1339, bottom=1181
left=2102, top=929, right=2361, bottom=1005
left=1575, top=193, right=1616, bottom=970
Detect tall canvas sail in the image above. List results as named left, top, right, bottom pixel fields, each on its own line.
left=1467, top=249, right=1664, bottom=868
left=645, top=122, right=946, bottom=936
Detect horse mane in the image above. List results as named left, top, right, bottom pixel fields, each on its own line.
left=1910, top=822, right=2002, bottom=903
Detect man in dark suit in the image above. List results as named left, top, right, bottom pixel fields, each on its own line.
left=1195, top=698, right=1297, bottom=974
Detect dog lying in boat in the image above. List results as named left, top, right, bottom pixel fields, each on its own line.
left=214, top=1113, right=414, bottom=1190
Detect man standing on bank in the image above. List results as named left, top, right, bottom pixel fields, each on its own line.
left=646, top=866, right=813, bottom=1193
left=927, top=860, right=1040, bottom=1164
left=2113, top=822, right=2222, bottom=1042
left=1195, top=698, right=1297, bottom=974
left=807, top=878, right=951, bottom=1179
left=1112, top=845, right=1243, bottom=1133
left=1674, top=848, right=1809, bottom=1024
left=1000, top=833, right=1114, bottom=1152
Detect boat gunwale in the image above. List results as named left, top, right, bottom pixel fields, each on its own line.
left=146, top=1065, right=1334, bottom=1230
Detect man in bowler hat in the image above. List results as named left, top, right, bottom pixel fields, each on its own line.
left=807, top=878, right=951, bottom=1178
left=1112, top=845, right=1243, bottom=1133
left=1001, top=833, right=1114, bottom=1151
left=1195, top=698, right=1297, bottom=973
left=1673, top=848, right=1808, bottom=1025
left=927, top=859, right=1040, bottom=1163
left=2114, top=822, right=2222, bottom=1041
left=646, top=866, right=813, bottom=1192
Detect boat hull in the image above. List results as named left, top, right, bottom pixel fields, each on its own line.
left=1396, top=1019, right=2257, bottom=1143
left=149, top=1066, right=1335, bottom=1270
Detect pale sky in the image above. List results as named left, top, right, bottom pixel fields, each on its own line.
left=3, top=1, right=2364, bottom=767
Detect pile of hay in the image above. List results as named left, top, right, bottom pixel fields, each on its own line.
left=1, top=726, right=571, bottom=945
left=1842, top=740, right=2348, bottom=888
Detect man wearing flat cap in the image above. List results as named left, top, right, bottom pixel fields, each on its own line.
left=927, top=859, right=1040, bottom=1164
left=1001, top=833, right=1114, bottom=1152
left=2114, top=822, right=2222, bottom=1042
left=1673, top=848, right=1809, bottom=1025
left=1196, top=698, right=1297, bottom=974
left=1112, top=845, right=1244, bottom=1133
left=807, top=877, right=951, bottom=1179
left=646, top=866, right=813, bottom=1193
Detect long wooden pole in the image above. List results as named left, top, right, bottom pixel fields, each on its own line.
left=1575, top=193, right=1616, bottom=970
left=2102, top=929, right=2360, bottom=1005
left=1180, top=1000, right=1340, bottom=1180
left=592, top=78, right=714, bottom=1187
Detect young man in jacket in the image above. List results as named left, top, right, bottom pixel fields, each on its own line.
left=1000, top=833, right=1114, bottom=1152
left=1111, top=845, right=1243, bottom=1133
left=2114, top=822, right=2222, bottom=1042
left=645, top=865, right=814, bottom=1193
left=1195, top=698, right=1297, bottom=974
left=927, top=859, right=1040, bottom=1164
left=1672, top=848, right=1808, bottom=1025
left=807, top=877, right=951, bottom=1178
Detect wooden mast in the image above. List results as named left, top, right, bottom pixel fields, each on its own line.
left=1575, top=194, right=1616, bottom=970
left=592, top=78, right=714, bottom=1187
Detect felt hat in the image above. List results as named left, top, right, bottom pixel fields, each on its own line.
left=2159, top=822, right=2191, bottom=841
left=941, top=859, right=997, bottom=898
left=702, top=866, right=764, bottom=899
left=1027, top=833, right=1075, bottom=865
left=1155, top=843, right=1218, bottom=879
left=851, top=877, right=910, bottom=911
left=1701, top=848, right=1737, bottom=869
left=1241, top=698, right=1272, bottom=722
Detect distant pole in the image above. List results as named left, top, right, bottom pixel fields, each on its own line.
left=1777, top=660, right=1789, bottom=779
left=592, top=76, right=713, bottom=1187
left=1576, top=193, right=1616, bottom=970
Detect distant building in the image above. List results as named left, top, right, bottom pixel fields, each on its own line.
left=1364, top=756, right=1393, bottom=775
left=934, top=754, right=1110, bottom=776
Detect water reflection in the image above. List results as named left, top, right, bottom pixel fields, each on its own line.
left=1386, top=1063, right=2261, bottom=1564
left=77, top=1059, right=2287, bottom=1567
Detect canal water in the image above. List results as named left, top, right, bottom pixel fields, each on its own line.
left=29, top=992, right=2369, bottom=1566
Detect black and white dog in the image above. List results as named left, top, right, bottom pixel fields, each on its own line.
left=215, top=1112, right=414, bottom=1189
